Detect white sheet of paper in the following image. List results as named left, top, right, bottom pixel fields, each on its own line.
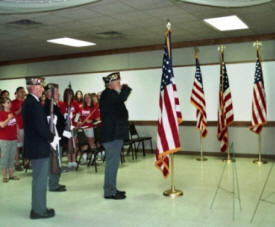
left=63, top=130, right=72, bottom=138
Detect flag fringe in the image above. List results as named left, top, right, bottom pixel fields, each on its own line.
left=155, top=147, right=181, bottom=178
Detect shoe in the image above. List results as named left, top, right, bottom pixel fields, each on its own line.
left=49, top=186, right=67, bottom=192
left=104, top=192, right=126, bottom=200
left=117, top=190, right=126, bottom=195
left=30, top=208, right=55, bottom=219
left=9, top=176, right=20, bottom=180
left=15, top=165, right=23, bottom=171
left=58, top=184, right=66, bottom=189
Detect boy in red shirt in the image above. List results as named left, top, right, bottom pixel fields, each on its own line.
left=0, top=97, right=20, bottom=183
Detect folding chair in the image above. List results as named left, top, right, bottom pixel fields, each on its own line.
left=75, top=128, right=98, bottom=172
left=129, top=123, right=153, bottom=156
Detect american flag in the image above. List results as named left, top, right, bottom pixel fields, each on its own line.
left=190, top=57, right=208, bottom=137
left=155, top=28, right=182, bottom=178
left=250, top=50, right=267, bottom=133
left=217, top=51, right=234, bottom=153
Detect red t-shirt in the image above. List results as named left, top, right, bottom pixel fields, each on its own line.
left=80, top=106, right=100, bottom=128
left=11, top=99, right=24, bottom=129
left=0, top=111, right=17, bottom=140
left=76, top=101, right=83, bottom=112
left=59, top=101, right=80, bottom=127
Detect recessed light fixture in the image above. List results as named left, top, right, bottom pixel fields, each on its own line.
left=204, top=15, right=248, bottom=31
left=47, top=37, right=96, bottom=47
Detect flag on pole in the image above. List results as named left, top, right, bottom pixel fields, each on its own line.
left=250, top=50, right=267, bottom=133
left=190, top=56, right=208, bottom=137
left=217, top=50, right=234, bottom=153
left=155, top=24, right=182, bottom=178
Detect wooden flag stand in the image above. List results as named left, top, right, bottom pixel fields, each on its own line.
left=163, top=153, right=183, bottom=198
left=196, top=134, right=207, bottom=161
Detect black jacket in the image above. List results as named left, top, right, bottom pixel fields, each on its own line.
left=43, top=98, right=65, bottom=138
left=100, top=85, right=132, bottom=143
left=22, top=94, right=52, bottom=159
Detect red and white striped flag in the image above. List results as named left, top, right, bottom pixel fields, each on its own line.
left=217, top=50, right=234, bottom=153
left=190, top=57, right=208, bottom=137
left=250, top=50, right=267, bottom=133
left=155, top=27, right=182, bottom=178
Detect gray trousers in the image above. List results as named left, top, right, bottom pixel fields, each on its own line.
left=31, top=157, right=49, bottom=215
left=48, top=146, right=62, bottom=190
left=103, top=140, right=123, bottom=197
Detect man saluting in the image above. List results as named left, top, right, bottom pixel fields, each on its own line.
left=100, top=72, right=132, bottom=200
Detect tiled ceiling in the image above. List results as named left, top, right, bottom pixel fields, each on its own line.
left=0, top=0, right=275, bottom=62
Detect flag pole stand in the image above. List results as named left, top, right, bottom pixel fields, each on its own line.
left=196, top=134, right=207, bottom=161
left=253, top=133, right=267, bottom=165
left=163, top=153, right=183, bottom=198
left=223, top=131, right=235, bottom=163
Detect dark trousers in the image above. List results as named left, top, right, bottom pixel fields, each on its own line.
left=31, top=157, right=49, bottom=215
left=103, top=140, right=123, bottom=197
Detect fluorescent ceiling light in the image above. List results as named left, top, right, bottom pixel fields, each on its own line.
left=47, top=37, right=96, bottom=47
left=204, top=15, right=248, bottom=31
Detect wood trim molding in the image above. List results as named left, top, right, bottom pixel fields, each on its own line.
left=1, top=33, right=275, bottom=66
left=130, top=120, right=275, bottom=127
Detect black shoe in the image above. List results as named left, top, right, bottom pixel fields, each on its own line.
left=104, top=192, right=126, bottom=200
left=117, top=190, right=126, bottom=195
left=49, top=186, right=67, bottom=192
left=30, top=208, right=55, bottom=219
left=58, top=184, right=66, bottom=189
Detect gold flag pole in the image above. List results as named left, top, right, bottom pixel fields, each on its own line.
left=253, top=133, right=267, bottom=165
left=194, top=47, right=207, bottom=162
left=163, top=20, right=183, bottom=198
left=197, top=133, right=207, bottom=161
left=252, top=41, right=267, bottom=165
left=218, top=45, right=234, bottom=163
left=163, top=153, right=183, bottom=197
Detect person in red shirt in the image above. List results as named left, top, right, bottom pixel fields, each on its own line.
left=78, top=94, right=100, bottom=148
left=59, top=88, right=80, bottom=169
left=0, top=97, right=20, bottom=183
left=74, top=90, right=83, bottom=111
left=11, top=86, right=26, bottom=171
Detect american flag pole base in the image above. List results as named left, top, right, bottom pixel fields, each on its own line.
left=253, top=159, right=268, bottom=165
left=253, top=134, right=268, bottom=165
left=196, top=157, right=208, bottom=161
left=196, top=134, right=207, bottom=161
left=163, top=187, right=183, bottom=198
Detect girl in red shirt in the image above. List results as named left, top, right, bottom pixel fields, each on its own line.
left=78, top=94, right=100, bottom=148
left=74, top=90, right=83, bottom=111
left=0, top=97, right=20, bottom=183
left=59, top=88, right=80, bottom=169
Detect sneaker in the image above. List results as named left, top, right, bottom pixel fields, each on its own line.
left=68, top=162, right=73, bottom=168
left=72, top=162, right=77, bottom=168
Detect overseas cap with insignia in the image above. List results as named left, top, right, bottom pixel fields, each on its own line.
left=103, top=72, right=120, bottom=85
left=26, top=77, right=45, bottom=86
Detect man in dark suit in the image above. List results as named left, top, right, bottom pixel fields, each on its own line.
left=44, top=83, right=66, bottom=192
left=22, top=77, right=55, bottom=219
left=100, top=72, right=132, bottom=200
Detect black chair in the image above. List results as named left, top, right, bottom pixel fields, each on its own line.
left=93, top=126, right=105, bottom=163
left=129, top=123, right=153, bottom=156
left=75, top=128, right=98, bottom=172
